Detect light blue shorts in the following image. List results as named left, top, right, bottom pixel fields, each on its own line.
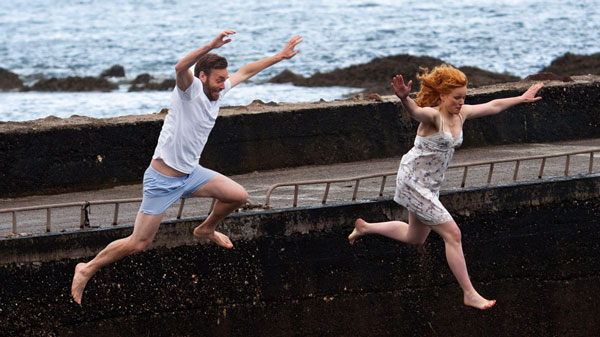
left=139, top=165, right=217, bottom=215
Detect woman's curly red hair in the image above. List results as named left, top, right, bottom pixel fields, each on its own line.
left=415, top=64, right=468, bottom=107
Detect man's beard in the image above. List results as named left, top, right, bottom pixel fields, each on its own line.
left=204, top=84, right=220, bottom=101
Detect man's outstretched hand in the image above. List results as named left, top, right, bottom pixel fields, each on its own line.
left=209, top=30, right=236, bottom=49
left=278, top=35, right=303, bottom=60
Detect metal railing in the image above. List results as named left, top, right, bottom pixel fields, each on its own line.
left=453, top=147, right=598, bottom=187
left=0, top=198, right=143, bottom=234
left=264, top=172, right=395, bottom=209
left=1, top=147, right=598, bottom=235
left=263, top=147, right=600, bottom=209
left=0, top=196, right=261, bottom=236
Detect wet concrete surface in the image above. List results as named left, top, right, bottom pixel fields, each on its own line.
left=1, top=138, right=598, bottom=236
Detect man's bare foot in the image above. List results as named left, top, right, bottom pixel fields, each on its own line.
left=464, top=290, right=496, bottom=310
left=193, top=228, right=233, bottom=248
left=348, top=218, right=368, bottom=245
left=71, top=263, right=91, bottom=305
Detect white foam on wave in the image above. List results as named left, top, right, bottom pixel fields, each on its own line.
left=0, top=83, right=362, bottom=122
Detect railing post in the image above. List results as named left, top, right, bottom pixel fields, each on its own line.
left=379, top=176, right=387, bottom=197
left=293, top=185, right=299, bottom=207
left=513, top=160, right=520, bottom=181
left=80, top=205, right=85, bottom=229
left=565, top=155, right=571, bottom=176
left=539, top=158, right=546, bottom=179
left=177, top=198, right=186, bottom=219
left=12, top=211, right=17, bottom=235
left=352, top=179, right=360, bottom=201
left=461, top=166, right=469, bottom=188
left=113, top=203, right=120, bottom=225
left=46, top=208, right=51, bottom=232
left=487, top=163, right=494, bottom=184
left=590, top=152, right=595, bottom=173
left=264, top=188, right=274, bottom=209
left=322, top=183, right=331, bottom=205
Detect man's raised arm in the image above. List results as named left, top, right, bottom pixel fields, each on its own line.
left=174, top=30, right=236, bottom=91
left=229, top=35, right=302, bottom=88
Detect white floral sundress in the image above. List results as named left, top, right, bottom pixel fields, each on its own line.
left=393, top=114, right=464, bottom=226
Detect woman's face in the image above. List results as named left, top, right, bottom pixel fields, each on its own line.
left=440, top=86, right=467, bottom=114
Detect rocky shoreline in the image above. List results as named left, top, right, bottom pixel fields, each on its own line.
left=1, top=52, right=599, bottom=95
left=0, top=64, right=177, bottom=93
left=270, top=52, right=600, bottom=95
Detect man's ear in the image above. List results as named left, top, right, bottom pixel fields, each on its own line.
left=199, top=71, right=207, bottom=83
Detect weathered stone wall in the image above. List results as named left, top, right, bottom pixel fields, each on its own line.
left=0, top=120, right=161, bottom=197
left=1, top=79, right=599, bottom=198
left=1, top=174, right=599, bottom=336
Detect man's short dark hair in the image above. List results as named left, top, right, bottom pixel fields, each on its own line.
left=194, top=53, right=228, bottom=78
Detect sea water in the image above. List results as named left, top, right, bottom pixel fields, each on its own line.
left=1, top=0, right=598, bottom=121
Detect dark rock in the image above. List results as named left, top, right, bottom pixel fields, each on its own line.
left=269, top=54, right=521, bottom=95
left=100, top=65, right=125, bottom=77
left=541, top=52, right=600, bottom=76
left=128, top=78, right=176, bottom=92
left=28, top=76, right=118, bottom=92
left=458, top=66, right=521, bottom=87
left=269, top=69, right=307, bottom=84
left=0, top=68, right=24, bottom=91
left=525, top=72, right=573, bottom=82
left=156, top=79, right=176, bottom=90
left=248, top=99, right=279, bottom=107
left=133, top=73, right=152, bottom=84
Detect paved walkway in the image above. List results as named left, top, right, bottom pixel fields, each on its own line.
left=1, top=138, right=598, bottom=236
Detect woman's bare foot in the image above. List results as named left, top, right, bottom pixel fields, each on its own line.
left=71, top=263, right=91, bottom=305
left=464, top=290, right=496, bottom=310
left=348, top=218, right=368, bottom=245
left=193, top=227, right=233, bottom=248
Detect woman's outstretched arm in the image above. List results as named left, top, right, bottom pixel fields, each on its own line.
left=462, top=82, right=543, bottom=119
left=392, top=75, right=438, bottom=124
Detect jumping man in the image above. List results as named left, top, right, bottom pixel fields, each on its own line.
left=71, top=30, right=302, bottom=305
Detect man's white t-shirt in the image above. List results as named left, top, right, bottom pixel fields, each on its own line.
left=152, top=76, right=232, bottom=174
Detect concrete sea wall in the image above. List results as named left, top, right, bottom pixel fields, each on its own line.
left=1, top=173, right=599, bottom=336
left=1, top=78, right=599, bottom=197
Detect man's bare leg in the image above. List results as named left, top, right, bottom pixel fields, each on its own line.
left=190, top=174, right=247, bottom=248
left=71, top=212, right=163, bottom=305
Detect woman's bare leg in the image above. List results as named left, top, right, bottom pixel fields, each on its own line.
left=431, top=220, right=496, bottom=310
left=349, top=212, right=431, bottom=246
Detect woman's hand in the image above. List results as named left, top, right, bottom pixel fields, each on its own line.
left=391, top=75, right=412, bottom=100
left=521, top=82, right=544, bottom=103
